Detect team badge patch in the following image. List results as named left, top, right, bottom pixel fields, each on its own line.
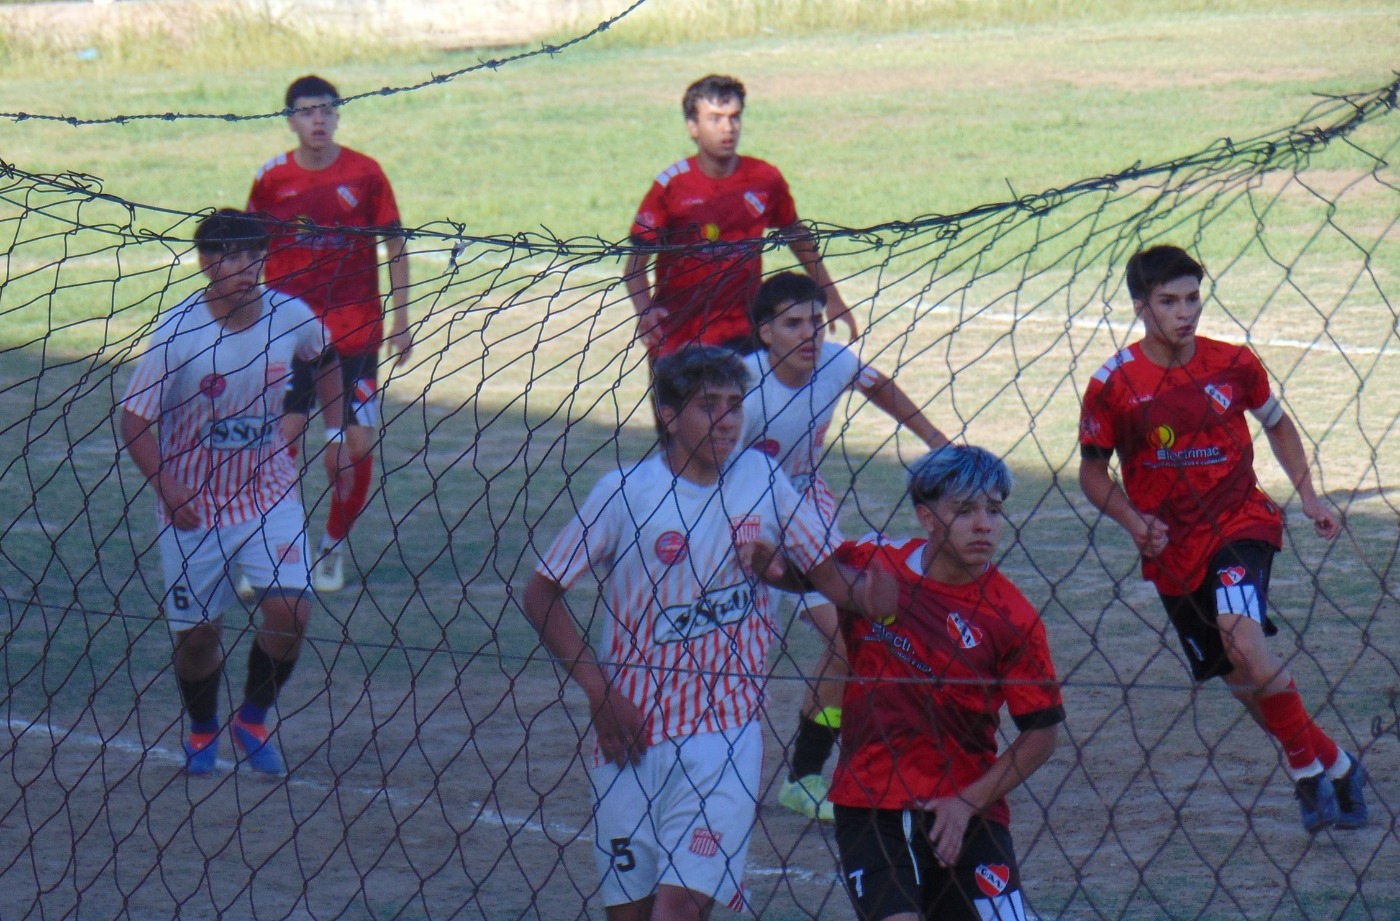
left=336, top=185, right=360, bottom=210
left=974, top=863, right=1011, bottom=898
left=730, top=514, right=761, bottom=546
left=689, top=828, right=722, bottom=857
left=754, top=438, right=780, bottom=457
left=743, top=191, right=767, bottom=217
left=277, top=544, right=303, bottom=564
left=1205, top=383, right=1233, bottom=413
left=1219, top=565, right=1247, bottom=587
left=655, top=531, right=689, bottom=565
left=946, top=611, right=984, bottom=649
left=199, top=373, right=227, bottom=399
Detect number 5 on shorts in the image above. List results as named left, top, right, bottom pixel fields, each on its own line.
left=610, top=836, right=636, bottom=872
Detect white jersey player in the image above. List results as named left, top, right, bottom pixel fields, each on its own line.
left=120, top=209, right=349, bottom=777
left=741, top=271, right=949, bottom=823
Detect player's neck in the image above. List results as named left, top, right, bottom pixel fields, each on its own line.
left=695, top=150, right=739, bottom=179
left=204, top=288, right=263, bottom=331
left=1138, top=335, right=1196, bottom=368
left=662, top=443, right=721, bottom=487
left=919, top=543, right=981, bottom=586
left=769, top=353, right=814, bottom=390
left=294, top=143, right=342, bottom=171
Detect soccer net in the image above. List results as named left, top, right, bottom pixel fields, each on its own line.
left=1, top=72, right=1396, bottom=920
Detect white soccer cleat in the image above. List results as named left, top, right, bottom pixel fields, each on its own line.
left=234, top=572, right=256, bottom=602
left=312, top=546, right=345, bottom=594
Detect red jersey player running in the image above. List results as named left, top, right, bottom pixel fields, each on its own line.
left=817, top=445, right=1064, bottom=921
left=1078, top=243, right=1367, bottom=832
left=247, top=74, right=412, bottom=594
left=625, top=74, right=855, bottom=356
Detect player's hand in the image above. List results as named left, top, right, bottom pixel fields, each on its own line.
left=157, top=474, right=201, bottom=531
left=592, top=691, right=648, bottom=767
left=919, top=794, right=976, bottom=868
left=385, top=323, right=414, bottom=366
left=1129, top=512, right=1169, bottom=559
left=1301, top=495, right=1341, bottom=540
left=824, top=290, right=858, bottom=340
left=637, top=305, right=669, bottom=350
left=738, top=538, right=786, bottom=583
left=323, top=441, right=354, bottom=502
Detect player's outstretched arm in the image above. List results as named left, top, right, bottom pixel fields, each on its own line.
left=781, top=221, right=856, bottom=338
left=1262, top=411, right=1340, bottom=539
left=383, top=228, right=413, bottom=365
left=858, top=369, right=949, bottom=450
left=920, top=724, right=1059, bottom=868
left=522, top=572, right=647, bottom=766
left=120, top=409, right=199, bottom=531
left=804, top=556, right=900, bottom=623
left=1079, top=455, right=1168, bottom=558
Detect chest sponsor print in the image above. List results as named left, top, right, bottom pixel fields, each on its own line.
left=206, top=415, right=276, bottom=451
left=655, top=583, right=753, bottom=643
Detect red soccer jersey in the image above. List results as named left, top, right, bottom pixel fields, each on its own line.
left=630, top=155, right=799, bottom=354
left=247, top=146, right=401, bottom=357
left=1079, top=337, right=1284, bottom=593
left=827, top=537, right=1064, bottom=825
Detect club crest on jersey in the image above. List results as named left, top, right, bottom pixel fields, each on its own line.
left=1205, top=383, right=1233, bottom=413
left=946, top=611, right=984, bottom=649
left=266, top=362, right=288, bottom=388
left=743, top=191, right=767, bottom=217
left=336, top=185, right=359, bottom=210
left=974, top=863, right=1011, bottom=898
left=689, top=828, right=722, bottom=857
left=754, top=438, right=780, bottom=457
left=730, top=514, right=761, bottom=547
left=655, top=531, right=689, bottom=565
left=1080, top=417, right=1102, bottom=440
left=199, top=373, right=227, bottom=399
left=1219, top=565, right=1247, bottom=587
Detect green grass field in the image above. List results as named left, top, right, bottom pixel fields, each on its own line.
left=1, top=2, right=1397, bottom=919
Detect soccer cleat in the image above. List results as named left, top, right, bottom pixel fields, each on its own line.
left=234, top=572, right=256, bottom=602
left=779, top=774, right=835, bottom=823
left=1332, top=756, right=1369, bottom=829
left=184, top=732, right=220, bottom=775
left=312, top=546, right=345, bottom=594
left=231, top=718, right=286, bottom=775
left=1294, top=772, right=1340, bottom=833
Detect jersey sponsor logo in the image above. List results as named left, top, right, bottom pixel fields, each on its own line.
left=743, top=191, right=767, bottom=217
left=206, top=415, right=276, bottom=451
left=1148, top=424, right=1176, bottom=450
left=753, top=438, right=780, bottom=457
left=199, top=373, right=228, bottom=399
left=681, top=197, right=707, bottom=207
left=689, top=827, right=722, bottom=857
left=702, top=223, right=721, bottom=242
left=336, top=185, right=360, bottom=210
left=276, top=187, right=298, bottom=201
left=974, top=863, right=1011, bottom=898
left=730, top=514, right=760, bottom=547
left=866, top=621, right=932, bottom=674
left=1151, top=443, right=1225, bottom=467
left=656, top=583, right=752, bottom=643
left=655, top=531, right=689, bottom=564
left=1219, top=565, right=1247, bottom=587
left=1205, top=383, right=1233, bottom=413
left=946, top=611, right=984, bottom=649
left=1128, top=393, right=1154, bottom=405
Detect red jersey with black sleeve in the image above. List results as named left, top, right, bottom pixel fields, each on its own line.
left=630, top=155, right=799, bottom=354
left=1079, top=337, right=1284, bottom=594
left=247, top=147, right=401, bottom=357
left=827, top=536, right=1064, bottom=826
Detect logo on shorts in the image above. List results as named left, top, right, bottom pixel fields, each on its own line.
left=1148, top=424, right=1176, bottom=450
left=730, top=514, right=761, bottom=547
left=946, top=611, right=984, bottom=649
left=1205, top=383, right=1233, bottom=413
left=754, top=438, right=780, bottom=457
left=655, top=531, right=689, bottom=565
left=277, top=544, right=302, bottom=564
left=199, top=373, right=227, bottom=399
left=689, top=828, right=722, bottom=857
left=743, top=191, right=767, bottom=217
left=974, top=863, right=1010, bottom=898
left=353, top=377, right=377, bottom=404
left=1219, top=565, right=1247, bottom=587
left=336, top=185, right=360, bottom=210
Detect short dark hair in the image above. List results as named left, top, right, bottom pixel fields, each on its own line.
left=1125, top=244, right=1204, bottom=303
left=907, top=444, right=1011, bottom=507
left=652, top=345, right=749, bottom=438
left=285, top=75, right=340, bottom=111
left=194, top=209, right=269, bottom=256
left=750, top=271, right=826, bottom=329
left=683, top=74, right=746, bottom=121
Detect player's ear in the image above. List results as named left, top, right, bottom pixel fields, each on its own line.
left=757, top=320, right=774, bottom=349
left=656, top=403, right=678, bottom=436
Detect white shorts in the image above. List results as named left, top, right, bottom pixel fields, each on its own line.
left=158, top=501, right=310, bottom=633
left=590, top=722, right=762, bottom=912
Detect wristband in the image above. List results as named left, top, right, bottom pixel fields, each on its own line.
left=325, top=427, right=345, bottom=444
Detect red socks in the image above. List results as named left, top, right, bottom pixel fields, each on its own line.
left=326, top=454, right=374, bottom=544
left=1256, top=680, right=1340, bottom=774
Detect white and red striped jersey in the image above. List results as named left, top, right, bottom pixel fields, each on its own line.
left=537, top=450, right=838, bottom=746
left=739, top=340, right=877, bottom=490
left=122, top=288, right=329, bottom=528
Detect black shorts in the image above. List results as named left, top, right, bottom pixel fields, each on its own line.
left=1160, top=539, right=1278, bottom=683
left=284, top=351, right=380, bottom=428
left=834, top=806, right=1027, bottom=921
